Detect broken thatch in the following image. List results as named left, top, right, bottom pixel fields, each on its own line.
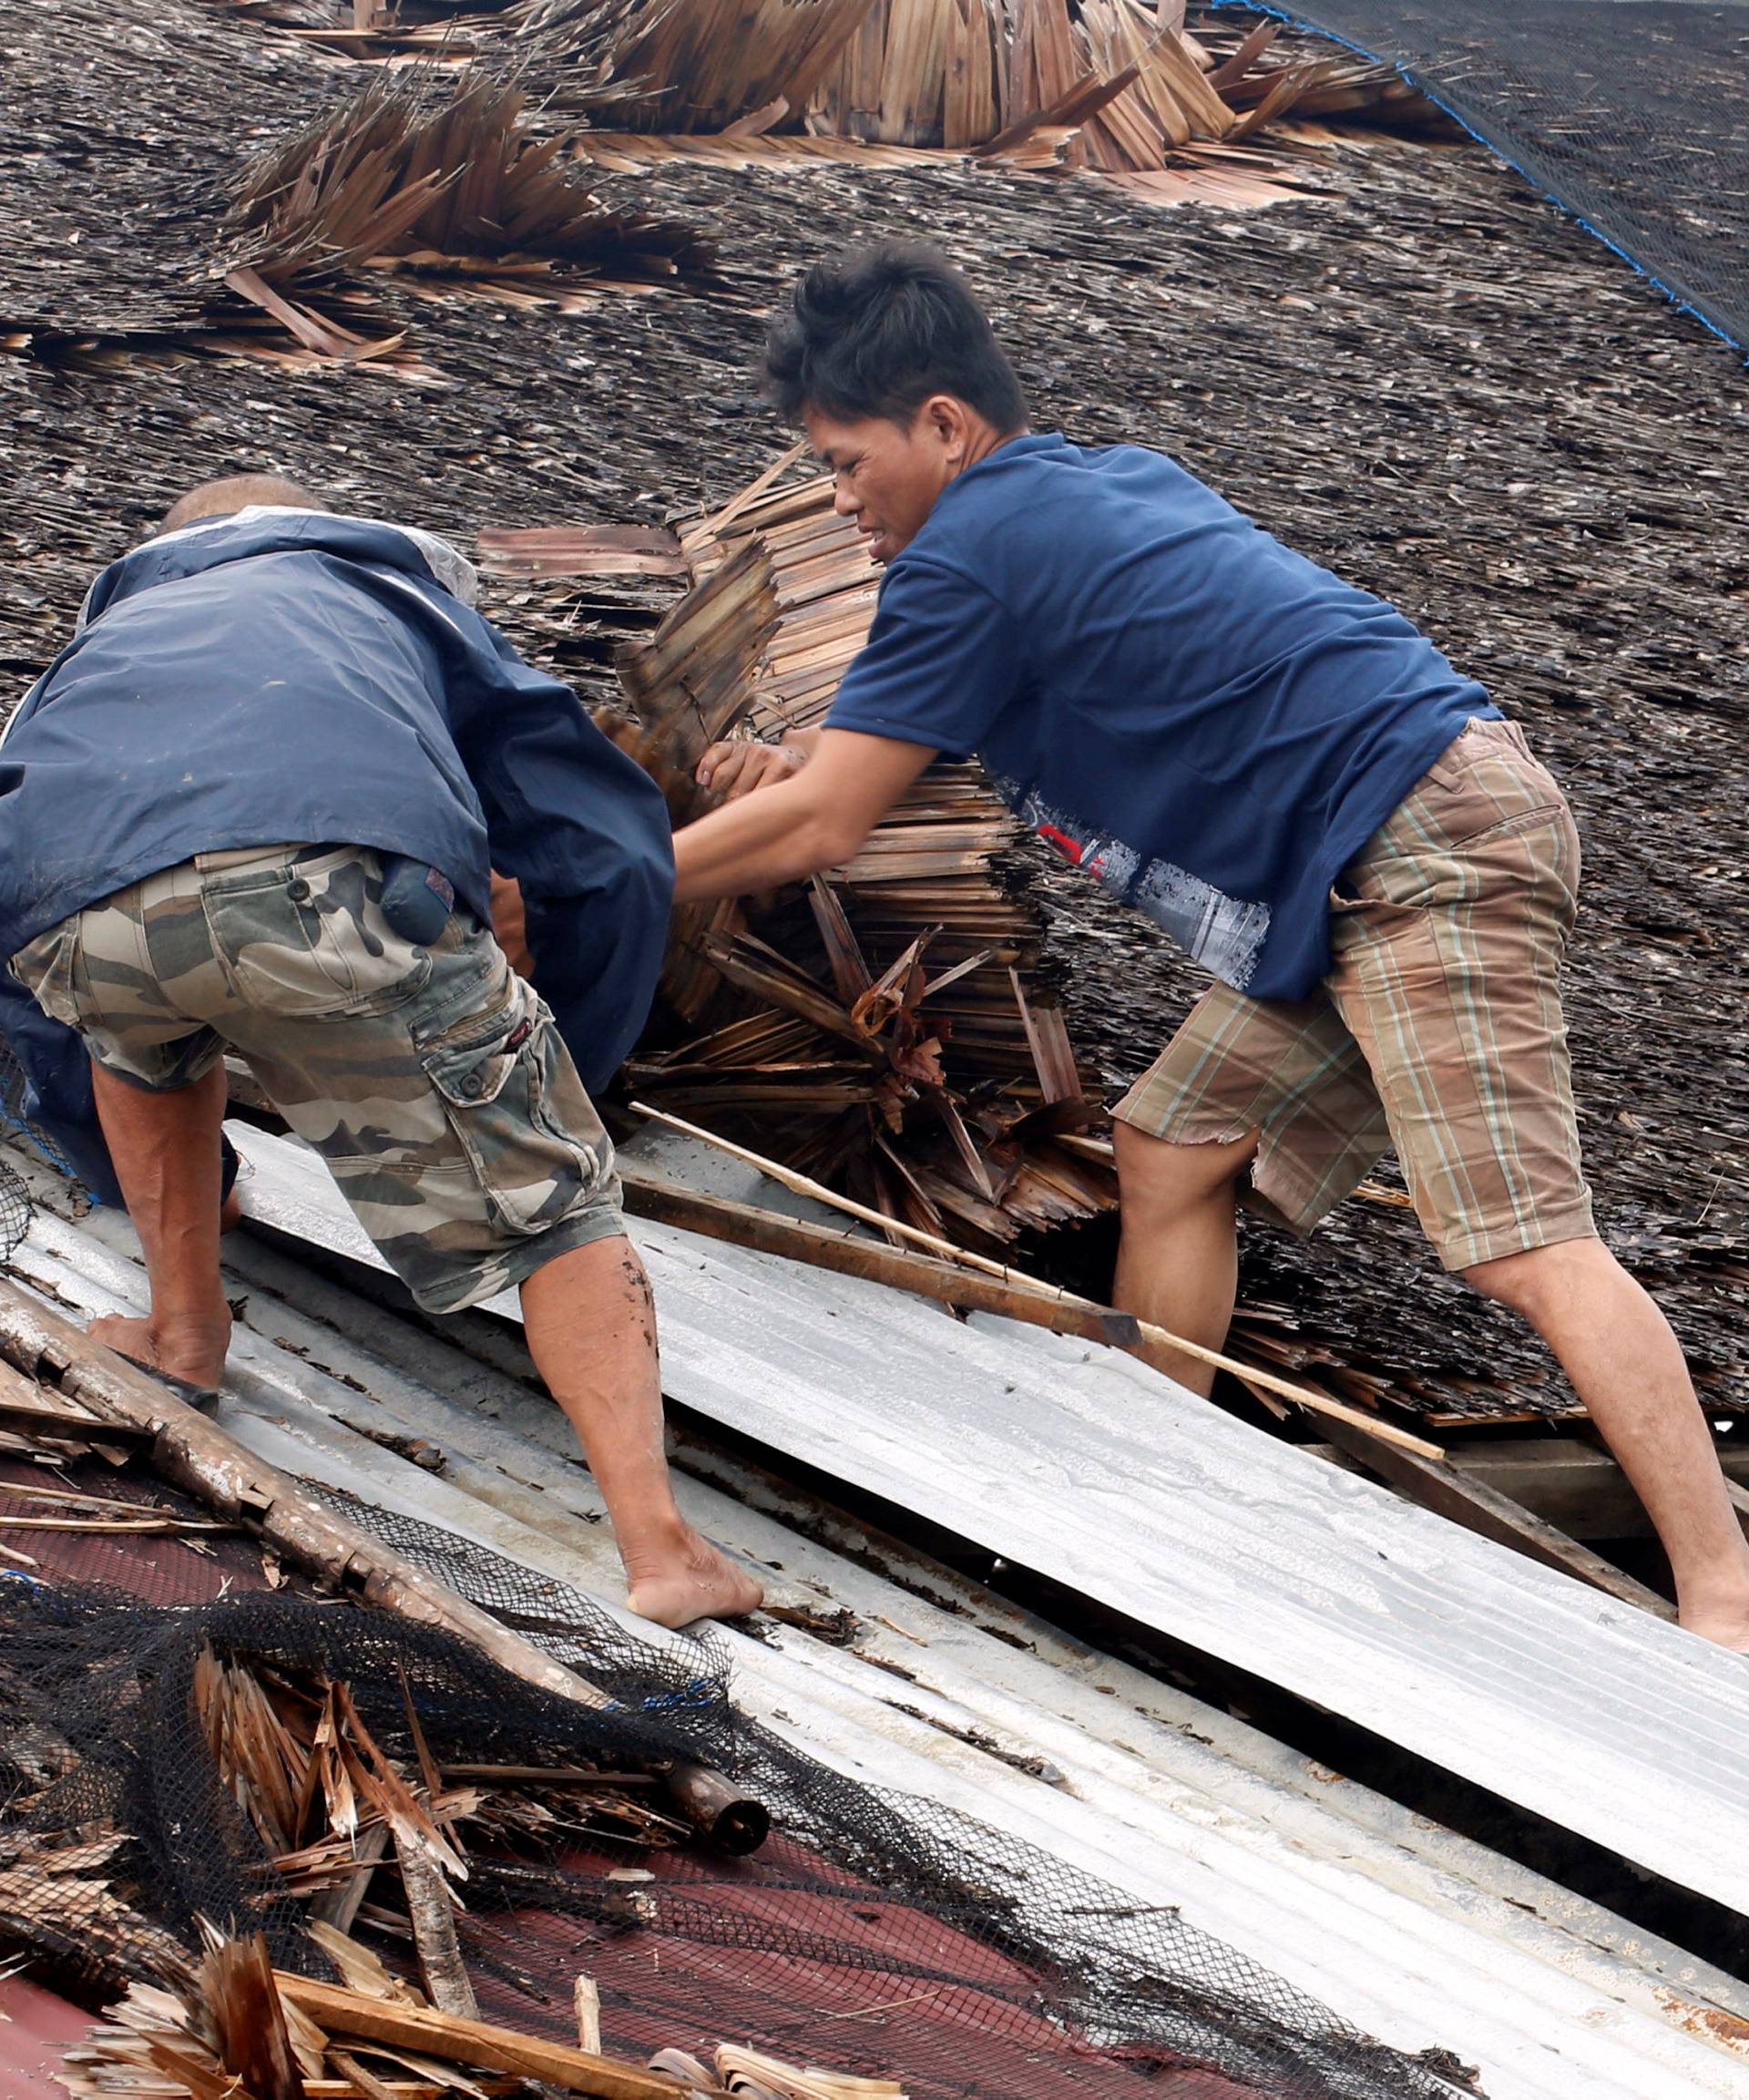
left=195, top=0, right=1400, bottom=198
left=6, top=0, right=1748, bottom=1430
left=218, top=73, right=722, bottom=357
left=503, top=482, right=1119, bottom=1248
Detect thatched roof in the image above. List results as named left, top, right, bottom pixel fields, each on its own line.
left=6, top=0, right=1747, bottom=1428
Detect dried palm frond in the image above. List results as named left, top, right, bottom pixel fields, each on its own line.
left=0, top=1834, right=197, bottom=1992
left=214, top=71, right=720, bottom=355
left=599, top=0, right=883, bottom=136
left=215, top=0, right=531, bottom=63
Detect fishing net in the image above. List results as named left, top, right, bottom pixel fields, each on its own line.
left=1222, top=0, right=1749, bottom=347
left=0, top=1478, right=1474, bottom=2100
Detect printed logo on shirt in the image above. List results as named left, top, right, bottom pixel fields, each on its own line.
left=991, top=775, right=1271, bottom=991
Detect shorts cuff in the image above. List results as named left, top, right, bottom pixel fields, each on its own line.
left=1112, top=1092, right=1376, bottom=1244
left=88, top=1042, right=227, bottom=1093
left=414, top=1180, right=630, bottom=1315
left=1111, top=1087, right=1260, bottom=1148
left=1437, top=1201, right=1598, bottom=1274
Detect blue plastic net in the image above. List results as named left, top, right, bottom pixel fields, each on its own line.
left=1221, top=0, right=1749, bottom=348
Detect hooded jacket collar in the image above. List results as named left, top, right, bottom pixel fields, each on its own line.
left=77, top=507, right=478, bottom=631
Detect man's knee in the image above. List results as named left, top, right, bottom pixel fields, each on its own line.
left=1113, top=1118, right=1261, bottom=1219
left=1461, top=1234, right=1611, bottom=1322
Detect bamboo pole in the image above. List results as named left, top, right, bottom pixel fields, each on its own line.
left=0, top=1275, right=616, bottom=1708
left=629, top=1104, right=1443, bottom=1460
left=619, top=1164, right=1140, bottom=1344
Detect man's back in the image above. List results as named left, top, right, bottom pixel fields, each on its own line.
left=0, top=510, right=496, bottom=958
left=827, top=435, right=1490, bottom=998
left=1, top=504, right=675, bottom=1173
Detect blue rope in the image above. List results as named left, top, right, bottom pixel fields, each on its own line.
left=1208, top=0, right=1745, bottom=356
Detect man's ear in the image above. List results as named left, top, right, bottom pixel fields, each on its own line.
left=923, top=393, right=974, bottom=463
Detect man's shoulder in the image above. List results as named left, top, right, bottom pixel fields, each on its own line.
left=902, top=435, right=1209, bottom=602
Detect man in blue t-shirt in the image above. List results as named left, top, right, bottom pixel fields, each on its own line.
left=673, top=242, right=1749, bottom=1653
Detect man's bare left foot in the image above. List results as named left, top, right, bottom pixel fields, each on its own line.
left=625, top=1532, right=764, bottom=1629
left=88, top=1310, right=231, bottom=1390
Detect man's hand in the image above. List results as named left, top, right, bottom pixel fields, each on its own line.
left=673, top=729, right=936, bottom=904
left=490, top=870, right=534, bottom=976
left=696, top=728, right=821, bottom=801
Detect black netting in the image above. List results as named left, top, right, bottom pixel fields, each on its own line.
left=0, top=1031, right=75, bottom=1217
left=1217, top=0, right=1749, bottom=347
left=0, top=1493, right=1475, bottom=2100
left=0, top=1157, right=27, bottom=1265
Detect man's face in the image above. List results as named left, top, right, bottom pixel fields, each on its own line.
left=804, top=402, right=964, bottom=565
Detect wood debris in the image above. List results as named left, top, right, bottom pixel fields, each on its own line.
left=514, top=466, right=1118, bottom=1250
left=61, top=1951, right=915, bottom=2100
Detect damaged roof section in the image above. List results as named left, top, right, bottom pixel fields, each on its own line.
left=0, top=1180, right=1482, bottom=2100
left=4, top=1142, right=1749, bottom=2097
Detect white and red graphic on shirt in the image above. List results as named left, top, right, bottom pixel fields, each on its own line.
left=991, top=775, right=1271, bottom=991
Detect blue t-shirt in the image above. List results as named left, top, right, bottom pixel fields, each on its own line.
left=825, top=435, right=1493, bottom=1001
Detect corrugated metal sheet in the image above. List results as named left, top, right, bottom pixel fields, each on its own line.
left=228, top=1122, right=1749, bottom=1921
left=6, top=1142, right=1749, bottom=2099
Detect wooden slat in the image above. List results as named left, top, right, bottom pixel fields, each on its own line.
left=274, top=1978, right=684, bottom=2100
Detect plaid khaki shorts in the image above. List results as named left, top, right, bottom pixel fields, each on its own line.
left=7, top=845, right=626, bottom=1314
left=1113, top=717, right=1593, bottom=1272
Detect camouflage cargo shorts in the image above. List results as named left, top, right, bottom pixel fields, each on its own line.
left=7, top=844, right=626, bottom=1314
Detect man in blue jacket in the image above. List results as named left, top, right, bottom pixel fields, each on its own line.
left=0, top=474, right=760, bottom=1627
left=676, top=244, right=1749, bottom=1652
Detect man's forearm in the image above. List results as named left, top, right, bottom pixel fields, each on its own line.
left=676, top=729, right=937, bottom=904
left=673, top=777, right=851, bottom=903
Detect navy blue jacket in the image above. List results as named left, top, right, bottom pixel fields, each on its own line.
left=0, top=509, right=672, bottom=1203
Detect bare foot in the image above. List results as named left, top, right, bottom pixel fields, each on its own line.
left=220, top=1187, right=244, bottom=1233
left=1680, top=1604, right=1749, bottom=1654
left=88, top=1310, right=231, bottom=1389
left=625, top=1531, right=764, bottom=1629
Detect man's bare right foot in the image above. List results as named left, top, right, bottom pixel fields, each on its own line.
left=625, top=1531, right=764, bottom=1629
left=88, top=1310, right=230, bottom=1390
left=1679, top=1603, right=1749, bottom=1654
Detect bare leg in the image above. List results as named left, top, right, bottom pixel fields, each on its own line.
left=1468, top=1237, right=1749, bottom=1650
left=87, top=1059, right=233, bottom=1386
left=1111, top=1120, right=1260, bottom=1395
left=519, top=1236, right=762, bottom=1629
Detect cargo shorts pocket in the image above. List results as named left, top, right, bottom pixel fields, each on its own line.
left=8, top=919, right=85, bottom=1030
left=417, top=974, right=607, bottom=1237
left=206, top=860, right=433, bottom=1019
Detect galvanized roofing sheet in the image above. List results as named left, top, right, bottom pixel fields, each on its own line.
left=227, top=1122, right=1749, bottom=1923
left=6, top=1136, right=1749, bottom=2098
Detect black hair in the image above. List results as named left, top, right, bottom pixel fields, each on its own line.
left=764, top=242, right=1028, bottom=432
